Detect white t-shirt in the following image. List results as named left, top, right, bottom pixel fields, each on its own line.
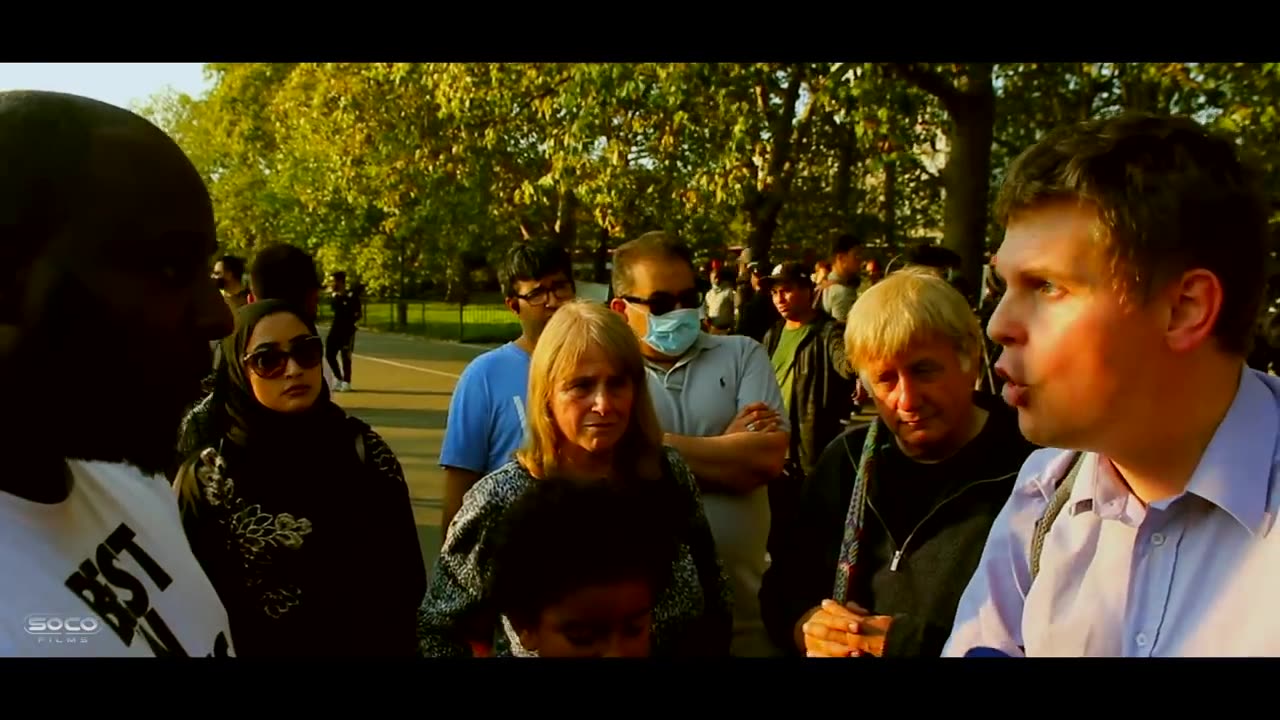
left=0, top=460, right=236, bottom=657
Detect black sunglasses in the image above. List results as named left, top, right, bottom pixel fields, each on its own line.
left=243, top=335, right=325, bottom=379
left=620, top=288, right=703, bottom=316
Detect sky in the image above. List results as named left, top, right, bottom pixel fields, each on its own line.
left=0, top=63, right=211, bottom=111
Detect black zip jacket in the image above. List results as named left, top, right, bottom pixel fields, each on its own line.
left=759, top=392, right=1037, bottom=657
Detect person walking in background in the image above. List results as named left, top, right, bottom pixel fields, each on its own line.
left=419, top=301, right=730, bottom=657
left=326, top=271, right=361, bottom=392
left=212, top=255, right=250, bottom=312
left=823, top=232, right=866, bottom=323
left=736, top=261, right=780, bottom=341
left=439, top=240, right=577, bottom=535
left=945, top=113, right=1280, bottom=657
left=0, top=90, right=236, bottom=656
left=704, top=266, right=737, bottom=334
left=175, top=301, right=425, bottom=656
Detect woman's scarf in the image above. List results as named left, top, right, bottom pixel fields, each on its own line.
left=832, top=418, right=884, bottom=604
left=214, top=299, right=349, bottom=453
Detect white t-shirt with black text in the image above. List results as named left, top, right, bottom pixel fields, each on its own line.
left=0, top=460, right=235, bottom=657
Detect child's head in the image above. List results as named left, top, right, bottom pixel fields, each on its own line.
left=489, top=478, right=680, bottom=658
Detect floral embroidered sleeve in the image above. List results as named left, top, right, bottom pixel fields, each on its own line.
left=664, top=448, right=734, bottom=656
left=416, top=463, right=528, bottom=657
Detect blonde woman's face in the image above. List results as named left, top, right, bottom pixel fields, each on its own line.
left=550, top=344, right=634, bottom=457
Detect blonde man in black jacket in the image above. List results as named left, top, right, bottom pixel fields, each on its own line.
left=759, top=268, right=1037, bottom=658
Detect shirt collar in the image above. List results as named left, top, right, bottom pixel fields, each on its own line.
left=1172, top=366, right=1277, bottom=534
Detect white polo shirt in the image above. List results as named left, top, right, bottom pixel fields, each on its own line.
left=645, top=332, right=789, bottom=657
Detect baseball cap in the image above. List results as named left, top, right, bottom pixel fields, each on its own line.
left=768, top=262, right=814, bottom=287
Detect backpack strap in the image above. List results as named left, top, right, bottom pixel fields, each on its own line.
left=1028, top=452, right=1085, bottom=583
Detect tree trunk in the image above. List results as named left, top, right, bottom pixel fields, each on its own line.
left=833, top=121, right=856, bottom=230
left=554, top=188, right=578, bottom=251
left=883, top=158, right=898, bottom=248
left=593, top=226, right=611, bottom=284
left=745, top=68, right=805, bottom=269
left=941, top=71, right=996, bottom=303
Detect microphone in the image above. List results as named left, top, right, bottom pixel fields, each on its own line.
left=964, top=646, right=1016, bottom=658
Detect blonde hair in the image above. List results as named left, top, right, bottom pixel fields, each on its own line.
left=844, top=267, right=984, bottom=378
left=516, top=300, right=665, bottom=482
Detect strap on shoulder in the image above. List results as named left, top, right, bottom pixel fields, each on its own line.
left=1028, top=452, right=1085, bottom=583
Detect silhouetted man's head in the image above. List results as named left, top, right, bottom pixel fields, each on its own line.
left=212, top=255, right=246, bottom=293
left=249, top=243, right=322, bottom=321
left=0, top=90, right=233, bottom=476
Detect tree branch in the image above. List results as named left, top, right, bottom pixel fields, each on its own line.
left=890, top=63, right=961, bottom=110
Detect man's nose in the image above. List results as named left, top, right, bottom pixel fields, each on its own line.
left=897, top=377, right=923, bottom=411
left=987, top=293, right=1017, bottom=347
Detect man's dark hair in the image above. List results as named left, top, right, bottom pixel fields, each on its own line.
left=499, top=240, right=574, bottom=299
left=249, top=243, right=320, bottom=306
left=829, top=232, right=865, bottom=258
left=218, top=255, right=246, bottom=282
left=715, top=267, right=736, bottom=285
left=612, top=231, right=696, bottom=296
left=904, top=243, right=962, bottom=271
left=488, top=478, right=681, bottom=633
left=332, top=271, right=347, bottom=282
left=997, top=111, right=1270, bottom=355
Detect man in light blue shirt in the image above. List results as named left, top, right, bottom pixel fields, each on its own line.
left=944, top=113, right=1280, bottom=656
left=439, top=241, right=575, bottom=533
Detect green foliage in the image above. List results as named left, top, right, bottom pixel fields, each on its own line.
left=138, top=63, right=1280, bottom=297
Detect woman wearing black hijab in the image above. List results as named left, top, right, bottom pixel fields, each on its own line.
left=174, top=300, right=426, bottom=657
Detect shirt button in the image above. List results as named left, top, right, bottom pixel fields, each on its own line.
left=1151, top=533, right=1165, bottom=546
left=1136, top=632, right=1149, bottom=647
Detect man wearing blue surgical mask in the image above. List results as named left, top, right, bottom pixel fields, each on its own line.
left=609, top=231, right=790, bottom=658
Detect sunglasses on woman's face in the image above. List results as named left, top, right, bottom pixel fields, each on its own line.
left=243, top=335, right=325, bottom=379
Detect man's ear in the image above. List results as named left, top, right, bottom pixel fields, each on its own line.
left=504, top=296, right=520, bottom=315
left=1164, top=268, right=1223, bottom=354
left=609, top=298, right=628, bottom=316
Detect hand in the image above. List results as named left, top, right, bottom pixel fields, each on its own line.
left=725, top=402, right=780, bottom=435
left=801, top=599, right=893, bottom=658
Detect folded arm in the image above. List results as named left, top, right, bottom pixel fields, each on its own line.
left=663, top=430, right=788, bottom=494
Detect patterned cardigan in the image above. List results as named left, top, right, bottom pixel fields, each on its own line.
left=417, top=447, right=733, bottom=657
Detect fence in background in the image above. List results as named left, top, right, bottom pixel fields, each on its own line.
left=316, top=295, right=519, bottom=344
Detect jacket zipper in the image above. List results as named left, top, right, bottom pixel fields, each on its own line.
left=866, top=472, right=1016, bottom=572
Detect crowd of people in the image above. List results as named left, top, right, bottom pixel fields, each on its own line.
left=4, top=88, right=1280, bottom=658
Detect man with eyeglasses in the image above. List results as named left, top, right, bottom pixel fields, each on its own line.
left=610, top=231, right=790, bottom=657
left=439, top=240, right=576, bottom=535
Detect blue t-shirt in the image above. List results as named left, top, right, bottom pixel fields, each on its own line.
left=440, top=342, right=531, bottom=476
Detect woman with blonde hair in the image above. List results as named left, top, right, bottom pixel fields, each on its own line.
left=417, top=300, right=731, bottom=657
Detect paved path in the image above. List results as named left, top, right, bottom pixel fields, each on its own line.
left=319, top=326, right=494, bottom=578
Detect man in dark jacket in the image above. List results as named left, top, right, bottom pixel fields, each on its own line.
left=760, top=263, right=855, bottom=546
left=759, top=268, right=1037, bottom=658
